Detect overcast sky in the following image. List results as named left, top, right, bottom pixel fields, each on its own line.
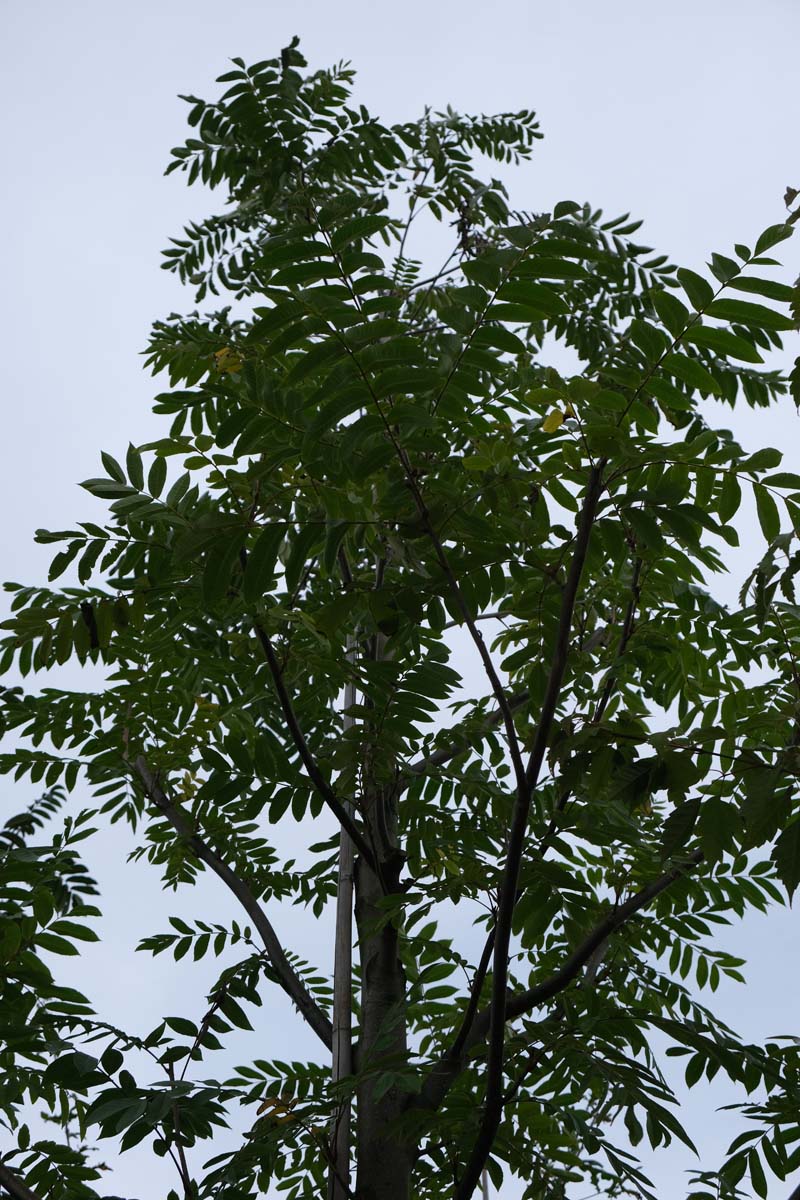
left=2, top=1, right=800, bottom=1197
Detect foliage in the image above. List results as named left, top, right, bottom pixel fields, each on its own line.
left=2, top=36, right=800, bottom=1200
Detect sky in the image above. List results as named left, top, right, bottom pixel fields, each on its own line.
left=2, top=0, right=800, bottom=1196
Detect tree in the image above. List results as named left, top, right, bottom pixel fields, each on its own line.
left=2, top=35, right=800, bottom=1200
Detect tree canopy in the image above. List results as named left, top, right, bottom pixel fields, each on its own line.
left=3, top=36, right=800, bottom=1200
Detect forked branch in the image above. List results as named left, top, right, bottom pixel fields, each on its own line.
left=413, top=848, right=704, bottom=1123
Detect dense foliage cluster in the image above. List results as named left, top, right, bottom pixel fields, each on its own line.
left=2, top=37, right=800, bottom=1200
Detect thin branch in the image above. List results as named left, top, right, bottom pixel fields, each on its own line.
left=592, top=555, right=642, bottom=724
left=448, top=925, right=496, bottom=1062
left=441, top=611, right=514, bottom=632
left=134, top=756, right=333, bottom=1051
left=405, top=691, right=530, bottom=783
left=413, top=849, right=703, bottom=1123
left=455, top=463, right=606, bottom=1200
left=251, top=621, right=379, bottom=876
left=165, top=1062, right=194, bottom=1199
left=0, top=1164, right=43, bottom=1200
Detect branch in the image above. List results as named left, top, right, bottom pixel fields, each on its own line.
left=592, top=554, right=642, bottom=724
left=413, top=849, right=703, bottom=1122
left=455, top=463, right=606, bottom=1200
left=404, top=691, right=530, bottom=784
left=506, top=849, right=704, bottom=1022
left=0, top=1164, right=42, bottom=1200
left=134, top=756, right=333, bottom=1051
left=251, top=621, right=379, bottom=875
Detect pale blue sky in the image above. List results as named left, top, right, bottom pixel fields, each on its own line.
left=2, top=1, right=800, bottom=1196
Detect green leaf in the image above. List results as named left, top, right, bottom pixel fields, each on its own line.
left=682, top=324, right=763, bottom=363
left=36, top=932, right=80, bottom=955
left=730, top=276, right=795, bottom=302
left=148, top=456, right=168, bottom=498
left=125, top=444, right=145, bottom=490
left=719, top=473, right=742, bottom=522
left=749, top=1147, right=768, bottom=1199
left=48, top=919, right=99, bottom=942
left=763, top=472, right=800, bottom=490
left=166, top=1016, right=198, bottom=1038
left=744, top=447, right=782, bottom=471
left=708, top=298, right=794, bottom=331
left=101, top=1047, right=125, bottom=1074
left=754, top=223, right=793, bottom=254
left=662, top=353, right=722, bottom=397
left=754, top=483, right=780, bottom=542
left=709, top=253, right=740, bottom=283
left=677, top=268, right=715, bottom=311
left=651, top=290, right=692, bottom=335
left=101, top=451, right=126, bottom=483
left=495, top=281, right=570, bottom=316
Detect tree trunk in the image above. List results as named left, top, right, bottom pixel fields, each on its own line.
left=354, top=835, right=411, bottom=1200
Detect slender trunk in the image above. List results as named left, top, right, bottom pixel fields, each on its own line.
left=354, top=832, right=411, bottom=1200
left=328, top=663, right=357, bottom=1199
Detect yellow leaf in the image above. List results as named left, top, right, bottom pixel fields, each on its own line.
left=257, top=1094, right=296, bottom=1120
left=214, top=347, right=243, bottom=374
left=542, top=410, right=565, bottom=433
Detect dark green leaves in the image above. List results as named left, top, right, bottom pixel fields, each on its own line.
left=243, top=526, right=286, bottom=604
left=661, top=798, right=700, bottom=859
left=772, top=819, right=800, bottom=898
left=202, top=532, right=245, bottom=606
left=755, top=223, right=793, bottom=255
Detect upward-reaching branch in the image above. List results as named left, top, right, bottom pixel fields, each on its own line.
left=134, top=756, right=333, bottom=1051
left=455, top=462, right=606, bottom=1200
left=251, top=621, right=379, bottom=875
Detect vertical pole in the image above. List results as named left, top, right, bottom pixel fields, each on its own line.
left=328, top=649, right=356, bottom=1200
left=481, top=1167, right=490, bottom=1200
